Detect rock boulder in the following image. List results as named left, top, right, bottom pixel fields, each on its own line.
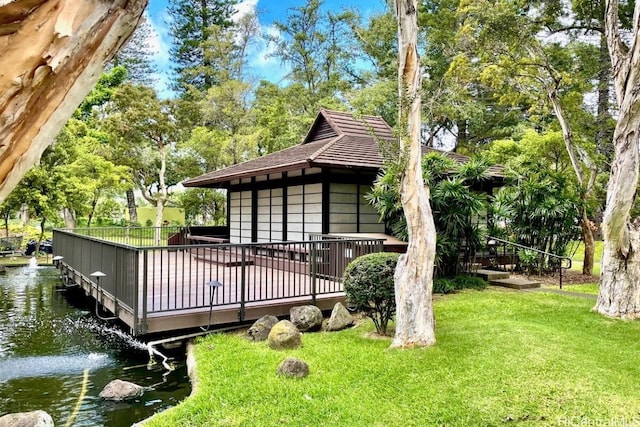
left=290, top=305, right=323, bottom=332
left=268, top=320, right=302, bottom=350
left=247, top=315, right=279, bottom=341
left=0, top=411, right=54, bottom=427
left=99, top=379, right=144, bottom=401
left=325, top=302, right=354, bottom=331
left=277, top=357, right=309, bottom=378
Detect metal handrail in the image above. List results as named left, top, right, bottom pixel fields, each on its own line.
left=487, top=235, right=572, bottom=289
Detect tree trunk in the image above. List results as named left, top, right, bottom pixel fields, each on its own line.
left=126, top=189, right=138, bottom=224
left=391, top=0, right=437, bottom=349
left=595, top=122, right=640, bottom=318
left=0, top=0, right=148, bottom=203
left=596, top=0, right=640, bottom=318
left=154, top=141, right=168, bottom=244
left=581, top=212, right=595, bottom=276
left=20, top=204, right=29, bottom=225
left=596, top=34, right=613, bottom=162
left=87, top=195, right=98, bottom=228
left=63, top=208, right=76, bottom=229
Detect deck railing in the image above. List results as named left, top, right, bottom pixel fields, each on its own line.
left=53, top=227, right=383, bottom=334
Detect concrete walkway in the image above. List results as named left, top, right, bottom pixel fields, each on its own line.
left=525, top=288, right=597, bottom=300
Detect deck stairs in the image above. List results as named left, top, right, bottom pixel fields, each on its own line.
left=473, top=268, right=540, bottom=290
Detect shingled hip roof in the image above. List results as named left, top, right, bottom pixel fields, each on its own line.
left=182, top=109, right=502, bottom=188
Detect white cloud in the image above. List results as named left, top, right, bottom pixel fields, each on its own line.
left=245, top=24, right=289, bottom=84
left=233, top=0, right=258, bottom=22
left=146, top=10, right=172, bottom=67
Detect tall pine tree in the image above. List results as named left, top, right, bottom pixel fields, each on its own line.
left=168, top=0, right=236, bottom=93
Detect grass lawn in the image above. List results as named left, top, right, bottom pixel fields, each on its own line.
left=547, top=283, right=600, bottom=295
left=0, top=254, right=52, bottom=266
left=147, top=289, right=640, bottom=426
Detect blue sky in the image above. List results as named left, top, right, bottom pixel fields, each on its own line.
left=143, top=0, right=387, bottom=96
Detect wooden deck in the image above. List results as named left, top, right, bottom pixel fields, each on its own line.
left=59, top=248, right=346, bottom=335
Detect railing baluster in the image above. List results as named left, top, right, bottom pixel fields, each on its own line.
left=240, top=246, right=246, bottom=321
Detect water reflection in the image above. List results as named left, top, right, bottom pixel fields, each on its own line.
left=0, top=266, right=190, bottom=426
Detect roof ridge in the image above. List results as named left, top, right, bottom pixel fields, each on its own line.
left=307, top=134, right=343, bottom=162
left=321, top=108, right=386, bottom=122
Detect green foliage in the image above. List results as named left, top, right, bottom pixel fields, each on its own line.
left=433, top=278, right=455, bottom=294
left=368, top=153, right=489, bottom=277
left=434, top=275, right=488, bottom=294
left=518, top=249, right=539, bottom=276
left=343, top=252, right=400, bottom=335
left=177, top=188, right=226, bottom=225
left=491, top=170, right=581, bottom=269
left=266, top=0, right=355, bottom=114
left=108, top=15, right=157, bottom=85
left=168, top=0, right=235, bottom=92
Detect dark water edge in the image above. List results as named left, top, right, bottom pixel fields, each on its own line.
left=0, top=266, right=190, bottom=427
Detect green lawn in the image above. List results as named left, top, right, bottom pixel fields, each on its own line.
left=558, top=283, right=599, bottom=295
left=147, top=289, right=640, bottom=426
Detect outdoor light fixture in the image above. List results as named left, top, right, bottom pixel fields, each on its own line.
left=90, top=271, right=117, bottom=321
left=201, top=280, right=224, bottom=331
left=52, top=255, right=63, bottom=269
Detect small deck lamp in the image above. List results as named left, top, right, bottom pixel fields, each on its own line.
left=201, top=280, right=224, bottom=331
left=90, top=271, right=117, bottom=321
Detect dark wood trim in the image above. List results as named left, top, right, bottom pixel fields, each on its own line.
left=301, top=169, right=306, bottom=238
left=251, top=177, right=258, bottom=242
left=322, top=170, right=330, bottom=234
left=356, top=183, right=361, bottom=233
left=227, top=168, right=377, bottom=192
left=226, top=190, right=230, bottom=228
left=282, top=172, right=288, bottom=241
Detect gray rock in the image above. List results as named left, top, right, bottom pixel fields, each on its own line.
left=289, top=305, right=323, bottom=332
left=0, top=411, right=54, bottom=427
left=268, top=320, right=302, bottom=350
left=0, top=265, right=6, bottom=274
left=247, top=315, right=279, bottom=341
left=325, top=302, right=354, bottom=331
left=99, top=379, right=144, bottom=401
left=277, top=357, right=309, bottom=378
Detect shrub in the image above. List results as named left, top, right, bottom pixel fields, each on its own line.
left=451, top=275, right=487, bottom=291
left=433, top=278, right=456, bottom=294
left=433, top=275, right=488, bottom=294
left=343, top=252, right=400, bottom=335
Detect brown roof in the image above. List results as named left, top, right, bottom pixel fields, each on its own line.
left=182, top=109, right=502, bottom=187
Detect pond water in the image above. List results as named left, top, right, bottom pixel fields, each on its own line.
left=0, top=265, right=191, bottom=426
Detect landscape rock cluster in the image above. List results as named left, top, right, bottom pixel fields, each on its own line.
left=246, top=302, right=355, bottom=379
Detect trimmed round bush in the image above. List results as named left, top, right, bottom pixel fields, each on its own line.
left=343, top=252, right=400, bottom=335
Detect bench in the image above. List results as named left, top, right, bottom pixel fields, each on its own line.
left=257, top=244, right=309, bottom=262
left=186, top=234, right=230, bottom=244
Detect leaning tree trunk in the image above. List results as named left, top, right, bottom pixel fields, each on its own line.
left=0, top=0, right=148, bottom=203
left=548, top=88, right=597, bottom=276
left=391, top=0, right=437, bottom=349
left=595, top=0, right=640, bottom=318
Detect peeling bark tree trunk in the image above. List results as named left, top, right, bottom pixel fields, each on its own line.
left=391, top=0, right=437, bottom=348
left=126, top=189, right=138, bottom=224
left=62, top=207, right=75, bottom=229
left=596, top=0, right=640, bottom=318
left=0, top=0, right=148, bottom=203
